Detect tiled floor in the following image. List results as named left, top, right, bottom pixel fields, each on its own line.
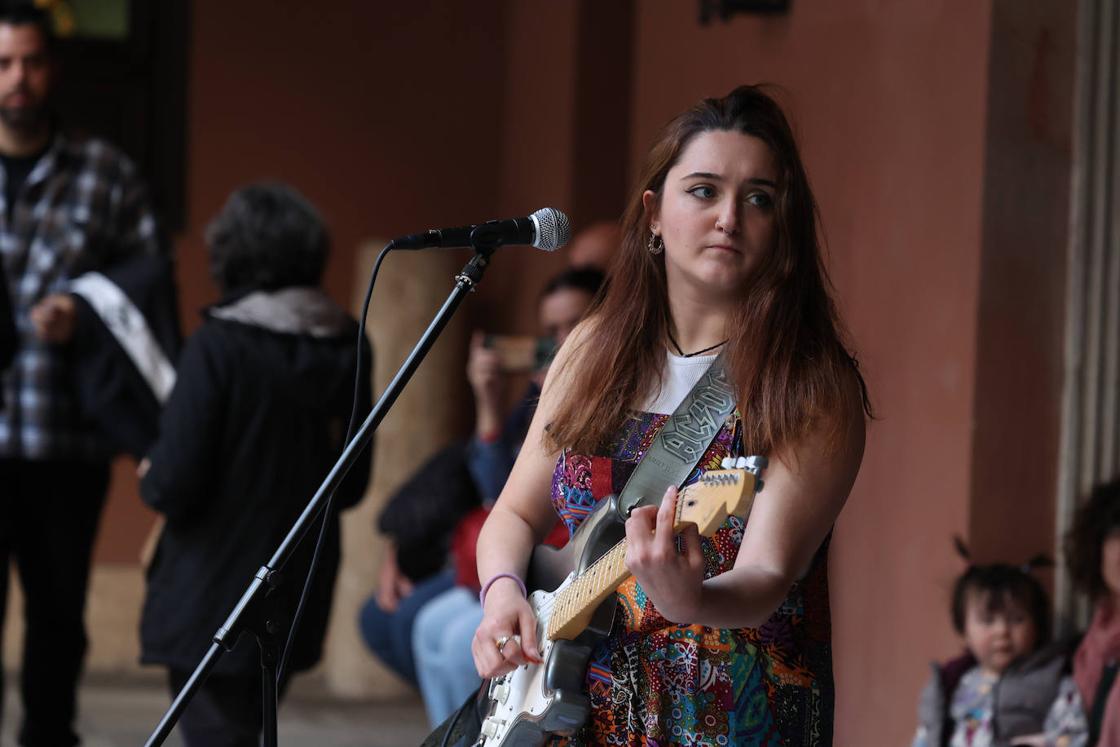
left=1, top=675, right=430, bottom=747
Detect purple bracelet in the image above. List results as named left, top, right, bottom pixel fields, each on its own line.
left=479, top=572, right=527, bottom=607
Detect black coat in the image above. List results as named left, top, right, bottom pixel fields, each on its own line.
left=69, top=253, right=182, bottom=458
left=139, top=289, right=372, bottom=677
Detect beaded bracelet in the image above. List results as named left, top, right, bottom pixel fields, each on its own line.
left=479, top=572, right=527, bottom=607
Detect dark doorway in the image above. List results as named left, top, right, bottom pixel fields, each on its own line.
left=52, top=0, right=189, bottom=232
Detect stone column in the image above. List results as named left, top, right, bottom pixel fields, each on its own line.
left=321, top=242, right=470, bottom=698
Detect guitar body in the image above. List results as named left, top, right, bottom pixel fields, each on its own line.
left=477, top=494, right=625, bottom=746
left=475, top=465, right=762, bottom=747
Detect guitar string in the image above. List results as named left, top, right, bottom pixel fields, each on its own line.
left=545, top=481, right=703, bottom=636
left=549, top=470, right=746, bottom=630
left=496, top=482, right=708, bottom=732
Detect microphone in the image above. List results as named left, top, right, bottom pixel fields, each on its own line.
left=389, top=207, right=571, bottom=251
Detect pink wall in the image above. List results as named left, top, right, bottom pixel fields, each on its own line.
left=473, top=0, right=579, bottom=335
left=630, top=2, right=992, bottom=742
left=968, top=0, right=1074, bottom=569
left=475, top=1, right=634, bottom=336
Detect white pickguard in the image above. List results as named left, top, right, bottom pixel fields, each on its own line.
left=477, top=574, right=578, bottom=746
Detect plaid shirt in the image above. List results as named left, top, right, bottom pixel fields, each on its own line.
left=0, top=133, right=162, bottom=460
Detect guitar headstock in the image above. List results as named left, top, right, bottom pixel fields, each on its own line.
left=675, top=469, right=757, bottom=536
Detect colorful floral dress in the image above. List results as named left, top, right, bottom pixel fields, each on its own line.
left=549, top=411, right=834, bottom=746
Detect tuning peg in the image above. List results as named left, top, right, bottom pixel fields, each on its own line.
left=738, top=455, right=766, bottom=492
left=741, top=455, right=767, bottom=472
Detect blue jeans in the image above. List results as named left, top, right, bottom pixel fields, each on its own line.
left=413, top=586, right=484, bottom=727
left=358, top=568, right=455, bottom=685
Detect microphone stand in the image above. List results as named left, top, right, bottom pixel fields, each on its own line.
left=144, top=243, right=499, bottom=747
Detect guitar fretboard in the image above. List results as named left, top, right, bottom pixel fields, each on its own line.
left=545, top=485, right=692, bottom=641
left=546, top=539, right=630, bottom=640
left=542, top=469, right=754, bottom=642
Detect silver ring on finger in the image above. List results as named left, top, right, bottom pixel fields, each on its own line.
left=495, top=635, right=511, bottom=653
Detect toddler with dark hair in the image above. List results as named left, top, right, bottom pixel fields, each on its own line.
left=912, top=542, right=1087, bottom=747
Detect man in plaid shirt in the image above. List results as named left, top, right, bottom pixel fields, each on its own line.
left=0, top=5, right=164, bottom=746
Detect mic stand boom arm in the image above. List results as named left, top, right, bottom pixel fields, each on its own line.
left=144, top=245, right=499, bottom=747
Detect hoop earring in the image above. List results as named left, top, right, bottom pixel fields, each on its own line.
left=647, top=233, right=664, bottom=255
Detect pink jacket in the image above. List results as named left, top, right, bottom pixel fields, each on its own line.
left=1074, top=601, right=1120, bottom=745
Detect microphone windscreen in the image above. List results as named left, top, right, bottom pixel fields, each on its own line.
left=530, top=208, right=571, bottom=251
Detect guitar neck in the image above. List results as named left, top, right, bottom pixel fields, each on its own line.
left=542, top=468, right=756, bottom=642
left=546, top=539, right=630, bottom=641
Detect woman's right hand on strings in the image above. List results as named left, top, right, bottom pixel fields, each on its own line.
left=472, top=579, right=542, bottom=678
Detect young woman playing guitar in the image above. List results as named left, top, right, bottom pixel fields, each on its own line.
left=471, top=84, right=870, bottom=745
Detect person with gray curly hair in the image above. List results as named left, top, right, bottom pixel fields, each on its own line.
left=138, top=183, right=373, bottom=747
left=204, top=183, right=330, bottom=294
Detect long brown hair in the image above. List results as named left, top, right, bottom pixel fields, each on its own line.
left=547, top=84, right=870, bottom=457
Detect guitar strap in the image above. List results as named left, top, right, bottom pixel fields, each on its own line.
left=615, top=351, right=737, bottom=519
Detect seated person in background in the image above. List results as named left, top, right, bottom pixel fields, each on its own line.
left=413, top=266, right=604, bottom=727
left=464, top=266, right=607, bottom=502
left=1065, top=479, right=1120, bottom=745
left=360, top=443, right=479, bottom=686
left=360, top=266, right=605, bottom=696
left=139, top=183, right=372, bottom=747
left=912, top=540, right=1087, bottom=747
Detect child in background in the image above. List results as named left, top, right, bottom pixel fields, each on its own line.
left=912, top=541, right=1087, bottom=747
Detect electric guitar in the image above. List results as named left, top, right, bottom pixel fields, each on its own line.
left=476, top=461, right=765, bottom=746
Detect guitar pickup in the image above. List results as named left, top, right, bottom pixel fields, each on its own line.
left=480, top=717, right=506, bottom=738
